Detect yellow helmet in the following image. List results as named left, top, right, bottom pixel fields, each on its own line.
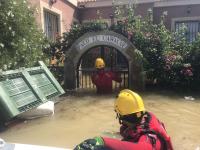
left=114, top=89, right=145, bottom=116
left=95, top=58, right=105, bottom=69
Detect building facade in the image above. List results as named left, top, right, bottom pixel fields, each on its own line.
left=28, top=0, right=79, bottom=41
left=29, top=0, right=200, bottom=42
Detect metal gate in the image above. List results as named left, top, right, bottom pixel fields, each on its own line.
left=77, top=46, right=129, bottom=91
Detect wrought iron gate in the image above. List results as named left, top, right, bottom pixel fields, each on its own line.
left=77, top=46, right=129, bottom=91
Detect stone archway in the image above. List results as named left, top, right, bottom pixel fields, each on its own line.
left=64, top=30, right=144, bottom=91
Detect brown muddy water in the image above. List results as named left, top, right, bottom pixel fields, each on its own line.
left=0, top=90, right=200, bottom=150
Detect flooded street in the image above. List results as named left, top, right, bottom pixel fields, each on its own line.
left=0, top=90, right=200, bottom=150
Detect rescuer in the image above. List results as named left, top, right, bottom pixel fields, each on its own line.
left=91, top=58, right=122, bottom=94
left=74, top=89, right=173, bottom=150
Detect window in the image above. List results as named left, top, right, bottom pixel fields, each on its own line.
left=44, top=10, right=60, bottom=41
left=175, top=21, right=200, bottom=42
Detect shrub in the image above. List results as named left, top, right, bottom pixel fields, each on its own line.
left=0, top=0, right=48, bottom=70
left=44, top=3, right=200, bottom=89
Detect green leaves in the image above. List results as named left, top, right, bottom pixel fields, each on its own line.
left=43, top=2, right=200, bottom=89
left=0, top=0, right=48, bottom=70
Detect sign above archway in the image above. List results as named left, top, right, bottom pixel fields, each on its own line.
left=64, top=31, right=144, bottom=91
left=77, top=35, right=128, bottom=50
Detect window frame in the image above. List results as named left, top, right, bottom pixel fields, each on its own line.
left=172, top=17, right=200, bottom=42
left=43, top=9, right=61, bottom=41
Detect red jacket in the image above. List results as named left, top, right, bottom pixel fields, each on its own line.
left=103, top=112, right=173, bottom=150
left=91, top=70, right=122, bottom=94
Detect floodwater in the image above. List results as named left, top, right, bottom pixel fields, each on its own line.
left=0, top=89, right=200, bottom=150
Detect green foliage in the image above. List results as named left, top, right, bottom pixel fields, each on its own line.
left=187, top=35, right=200, bottom=87
left=44, top=2, right=200, bottom=89
left=0, top=0, right=48, bottom=70
left=44, top=21, right=108, bottom=63
left=110, top=4, right=199, bottom=89
left=62, top=22, right=108, bottom=50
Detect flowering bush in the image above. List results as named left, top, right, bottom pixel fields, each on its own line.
left=186, top=35, right=200, bottom=88
left=0, top=0, right=48, bottom=70
left=112, top=5, right=199, bottom=89
left=45, top=3, right=200, bottom=89
left=181, top=64, right=193, bottom=77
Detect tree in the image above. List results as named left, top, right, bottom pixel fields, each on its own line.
left=0, top=0, right=48, bottom=70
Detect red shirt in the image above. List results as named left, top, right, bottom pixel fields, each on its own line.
left=91, top=70, right=122, bottom=94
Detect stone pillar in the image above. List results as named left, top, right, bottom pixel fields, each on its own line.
left=129, top=61, right=145, bottom=92
left=64, top=58, right=76, bottom=90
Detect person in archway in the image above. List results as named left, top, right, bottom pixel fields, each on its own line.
left=91, top=58, right=122, bottom=94
left=74, top=89, right=174, bottom=150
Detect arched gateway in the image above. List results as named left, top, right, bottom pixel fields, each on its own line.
left=64, top=31, right=144, bottom=91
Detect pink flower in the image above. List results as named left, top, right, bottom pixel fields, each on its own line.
left=181, top=67, right=193, bottom=77
left=185, top=69, right=193, bottom=76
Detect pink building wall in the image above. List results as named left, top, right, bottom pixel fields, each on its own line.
left=79, top=2, right=154, bottom=26
left=28, top=0, right=200, bottom=33
left=28, top=0, right=78, bottom=34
